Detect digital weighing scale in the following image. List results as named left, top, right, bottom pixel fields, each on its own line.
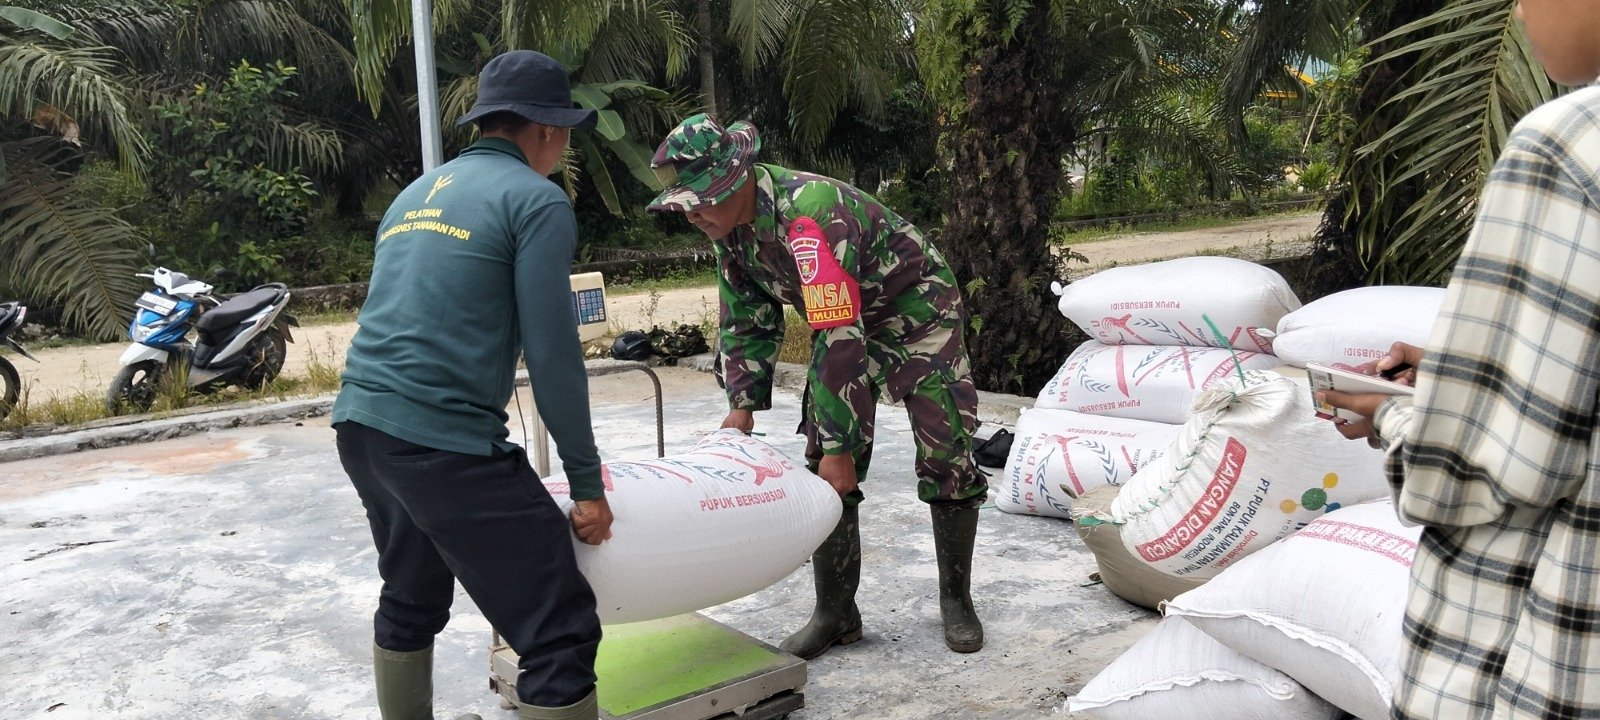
left=485, top=275, right=809, bottom=720
left=488, top=614, right=807, bottom=720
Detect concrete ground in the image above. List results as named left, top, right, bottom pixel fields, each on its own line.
left=0, top=368, right=1153, bottom=720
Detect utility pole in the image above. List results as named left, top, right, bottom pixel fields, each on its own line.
left=412, top=0, right=443, bottom=171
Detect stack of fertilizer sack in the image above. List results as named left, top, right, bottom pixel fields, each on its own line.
left=994, top=257, right=1292, bottom=604
left=996, top=256, right=1293, bottom=523
left=1064, top=285, right=1450, bottom=720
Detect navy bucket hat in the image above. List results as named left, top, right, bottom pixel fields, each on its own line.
left=455, top=50, right=597, bottom=131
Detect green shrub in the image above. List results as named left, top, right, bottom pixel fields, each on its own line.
left=1299, top=160, right=1333, bottom=194
left=139, top=60, right=334, bottom=289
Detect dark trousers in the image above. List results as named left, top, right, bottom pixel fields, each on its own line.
left=335, top=420, right=601, bottom=707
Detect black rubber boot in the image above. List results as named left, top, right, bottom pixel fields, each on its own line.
left=931, top=504, right=983, bottom=653
left=779, top=504, right=863, bottom=659
left=373, top=644, right=483, bottom=720
left=517, top=690, right=598, bottom=720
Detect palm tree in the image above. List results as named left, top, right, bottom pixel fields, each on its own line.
left=1223, top=0, right=1555, bottom=290
left=41, top=0, right=364, bottom=211
left=0, top=5, right=147, bottom=340
left=918, top=0, right=1239, bottom=394
left=424, top=2, right=695, bottom=213
left=1344, top=0, right=1556, bottom=285
left=345, top=0, right=913, bottom=170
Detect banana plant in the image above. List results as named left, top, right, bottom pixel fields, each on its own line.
left=570, top=79, right=668, bottom=213
left=440, top=69, right=682, bottom=214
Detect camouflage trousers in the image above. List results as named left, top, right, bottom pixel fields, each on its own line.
left=802, top=367, right=988, bottom=509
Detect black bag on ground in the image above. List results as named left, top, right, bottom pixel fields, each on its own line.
left=973, top=429, right=1014, bottom=469
left=611, top=330, right=652, bottom=361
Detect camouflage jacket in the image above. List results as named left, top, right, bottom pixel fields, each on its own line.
left=718, top=164, right=968, bottom=455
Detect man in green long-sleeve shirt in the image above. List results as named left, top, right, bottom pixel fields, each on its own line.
left=333, top=50, right=609, bottom=720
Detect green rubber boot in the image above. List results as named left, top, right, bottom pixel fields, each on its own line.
left=517, top=690, right=598, bottom=720
left=780, top=504, right=863, bottom=660
left=932, top=504, right=983, bottom=653
left=372, top=644, right=483, bottom=720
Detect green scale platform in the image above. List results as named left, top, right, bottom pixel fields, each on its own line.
left=489, top=614, right=807, bottom=720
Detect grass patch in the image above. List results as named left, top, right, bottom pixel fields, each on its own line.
left=608, top=266, right=719, bottom=296
left=777, top=310, right=813, bottom=365
left=1057, top=208, right=1319, bottom=245
left=294, top=308, right=359, bottom=327
left=21, top=335, right=108, bottom=351
left=0, top=339, right=346, bottom=433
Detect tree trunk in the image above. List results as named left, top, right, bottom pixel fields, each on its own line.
left=934, top=4, right=1078, bottom=396
left=1307, top=0, right=1446, bottom=299
left=696, top=0, right=718, bottom=116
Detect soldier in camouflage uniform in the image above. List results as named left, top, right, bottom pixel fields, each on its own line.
left=649, top=114, right=986, bottom=657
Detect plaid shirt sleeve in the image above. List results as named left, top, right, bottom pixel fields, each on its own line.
left=1371, top=89, right=1600, bottom=720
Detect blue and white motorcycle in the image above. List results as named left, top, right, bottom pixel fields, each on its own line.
left=106, top=268, right=298, bottom=414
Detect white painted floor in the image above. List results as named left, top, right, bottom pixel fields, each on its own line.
left=0, top=368, right=1153, bottom=719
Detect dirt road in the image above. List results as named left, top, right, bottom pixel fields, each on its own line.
left=1069, top=210, right=1320, bottom=272
left=15, top=211, right=1318, bottom=402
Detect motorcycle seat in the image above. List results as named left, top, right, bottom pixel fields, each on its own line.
left=156, top=269, right=197, bottom=290
left=195, top=287, right=286, bottom=337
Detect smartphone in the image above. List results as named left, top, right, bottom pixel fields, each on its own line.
left=1306, top=362, right=1415, bottom=422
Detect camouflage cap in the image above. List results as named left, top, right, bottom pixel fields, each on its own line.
left=648, top=113, right=761, bottom=212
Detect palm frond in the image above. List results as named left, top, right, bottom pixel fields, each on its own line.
left=579, top=0, right=693, bottom=84
left=0, top=139, right=145, bottom=340
left=1065, top=0, right=1219, bottom=113
left=42, top=0, right=178, bottom=69
left=503, top=0, right=610, bottom=56
left=728, top=0, right=794, bottom=75
left=267, top=120, right=345, bottom=174
left=1215, top=0, right=1362, bottom=125
left=0, top=35, right=146, bottom=171
left=1350, top=0, right=1556, bottom=284
left=1109, top=94, right=1253, bottom=193
left=183, top=0, right=353, bottom=89
left=439, top=74, right=479, bottom=146
left=782, top=0, right=912, bottom=146
left=344, top=0, right=411, bottom=115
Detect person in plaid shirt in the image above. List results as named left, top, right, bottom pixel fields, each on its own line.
left=1321, top=2, right=1600, bottom=716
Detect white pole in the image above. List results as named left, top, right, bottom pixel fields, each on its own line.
left=412, top=0, right=444, bottom=171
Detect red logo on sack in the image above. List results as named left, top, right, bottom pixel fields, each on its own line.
left=788, top=217, right=861, bottom=329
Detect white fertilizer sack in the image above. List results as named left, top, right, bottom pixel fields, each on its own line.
left=1166, top=501, right=1421, bottom=720
left=1107, top=370, right=1389, bottom=579
left=995, top=409, right=1180, bottom=519
left=1069, top=616, right=1342, bottom=720
left=1052, top=256, right=1300, bottom=352
left=1036, top=341, right=1280, bottom=424
left=1268, top=286, right=1445, bottom=369
left=543, top=431, right=842, bottom=623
